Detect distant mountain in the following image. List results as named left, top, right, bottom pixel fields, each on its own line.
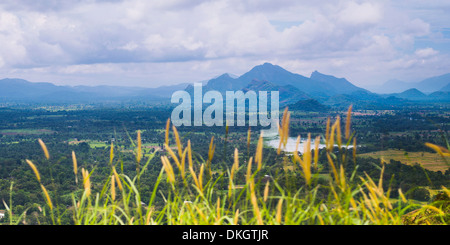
left=138, top=83, right=189, bottom=98
left=323, top=90, right=410, bottom=109
left=287, top=99, right=330, bottom=112
left=382, top=87, right=450, bottom=102
left=0, top=78, right=183, bottom=103
left=0, top=78, right=92, bottom=103
left=415, top=73, right=450, bottom=93
left=427, top=91, right=450, bottom=101
left=372, top=73, right=450, bottom=94
left=188, top=63, right=328, bottom=96
left=241, top=79, right=311, bottom=106
left=369, top=79, right=414, bottom=94
left=391, top=88, right=427, bottom=100
left=309, top=71, right=368, bottom=94
left=237, top=63, right=333, bottom=97
left=2, top=63, right=447, bottom=107
left=439, top=83, right=450, bottom=92
left=187, top=63, right=367, bottom=103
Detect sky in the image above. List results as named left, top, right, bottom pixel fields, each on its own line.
left=0, top=0, right=449, bottom=89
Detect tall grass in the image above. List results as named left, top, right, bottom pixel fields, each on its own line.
left=7, top=106, right=450, bottom=225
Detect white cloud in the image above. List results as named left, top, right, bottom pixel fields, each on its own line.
left=415, top=47, right=439, bottom=58
left=338, top=2, right=382, bottom=25
left=0, top=0, right=448, bottom=87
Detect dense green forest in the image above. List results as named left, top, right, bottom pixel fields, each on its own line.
left=0, top=103, right=449, bottom=225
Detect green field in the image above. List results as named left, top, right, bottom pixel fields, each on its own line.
left=0, top=129, right=54, bottom=135
left=359, top=149, right=450, bottom=172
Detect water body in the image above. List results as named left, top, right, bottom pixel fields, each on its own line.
left=265, top=136, right=354, bottom=154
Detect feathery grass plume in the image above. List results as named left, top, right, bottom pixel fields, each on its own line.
left=275, top=199, right=283, bottom=224
left=233, top=209, right=240, bottom=225
left=165, top=118, right=170, bottom=146
left=249, top=179, right=263, bottom=225
left=113, top=168, right=123, bottom=191
left=294, top=135, right=301, bottom=153
left=442, top=186, right=450, bottom=197
left=353, top=138, right=357, bottom=162
left=293, top=136, right=304, bottom=169
left=232, top=148, right=239, bottom=179
left=255, top=132, right=264, bottom=170
left=208, top=136, right=216, bottom=163
left=189, top=164, right=200, bottom=193
left=38, top=139, right=50, bottom=160
left=328, top=119, right=337, bottom=151
left=229, top=148, right=239, bottom=198
left=277, top=107, right=290, bottom=154
left=207, top=136, right=216, bottom=178
left=111, top=175, right=116, bottom=201
left=425, top=142, right=450, bottom=157
left=136, top=130, right=142, bottom=163
left=325, top=117, right=331, bottom=145
left=194, top=205, right=207, bottom=224
left=345, top=105, right=353, bottom=139
left=26, top=159, right=41, bottom=183
left=180, top=148, right=187, bottom=180
left=246, top=157, right=253, bottom=182
left=301, top=134, right=312, bottom=185
left=326, top=153, right=339, bottom=185
left=216, top=197, right=221, bottom=224
left=81, top=168, right=91, bottom=197
left=72, top=151, right=78, bottom=184
left=40, top=184, right=53, bottom=210
left=335, top=116, right=342, bottom=148
left=198, top=164, right=205, bottom=192
left=161, top=156, right=175, bottom=184
left=187, top=141, right=201, bottom=191
left=314, top=136, right=320, bottom=169
left=172, top=125, right=183, bottom=158
left=164, top=143, right=181, bottom=170
left=110, top=142, right=114, bottom=165
left=398, top=188, right=407, bottom=203
left=339, top=164, right=346, bottom=190
left=187, top=140, right=193, bottom=169
left=145, top=208, right=154, bottom=225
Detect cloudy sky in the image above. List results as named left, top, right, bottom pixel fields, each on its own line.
left=0, top=0, right=449, bottom=88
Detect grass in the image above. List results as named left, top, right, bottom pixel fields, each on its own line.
left=4, top=106, right=450, bottom=225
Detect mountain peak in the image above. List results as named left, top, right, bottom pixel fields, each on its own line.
left=262, top=62, right=275, bottom=66
left=251, top=62, right=283, bottom=71
left=216, top=73, right=232, bottom=79
left=399, top=88, right=426, bottom=97
left=310, top=70, right=340, bottom=80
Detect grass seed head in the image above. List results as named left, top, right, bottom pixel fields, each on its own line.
left=111, top=175, right=116, bottom=201
left=136, top=130, right=142, bottom=163
left=110, top=142, right=114, bottom=165
left=165, top=118, right=170, bottom=146
left=26, top=159, right=41, bottom=183
left=40, top=184, right=53, bottom=210
left=345, top=105, right=352, bottom=139
left=38, top=139, right=50, bottom=160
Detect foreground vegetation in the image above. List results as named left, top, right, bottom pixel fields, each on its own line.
left=1, top=106, right=449, bottom=225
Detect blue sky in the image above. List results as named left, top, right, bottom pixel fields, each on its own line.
left=0, top=0, right=449, bottom=88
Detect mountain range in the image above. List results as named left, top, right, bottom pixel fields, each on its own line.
left=0, top=63, right=449, bottom=108
left=369, top=73, right=450, bottom=94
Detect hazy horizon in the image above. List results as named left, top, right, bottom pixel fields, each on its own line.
left=0, top=1, right=449, bottom=88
